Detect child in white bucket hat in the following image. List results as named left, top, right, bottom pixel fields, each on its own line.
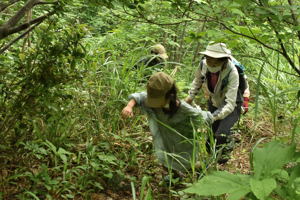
left=186, top=42, right=250, bottom=164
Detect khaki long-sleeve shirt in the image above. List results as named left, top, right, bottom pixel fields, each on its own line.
left=189, top=58, right=247, bottom=120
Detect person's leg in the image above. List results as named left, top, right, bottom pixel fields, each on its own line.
left=214, top=105, right=241, bottom=164
left=207, top=101, right=241, bottom=163
left=206, top=101, right=218, bottom=152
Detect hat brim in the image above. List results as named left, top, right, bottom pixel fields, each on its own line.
left=200, top=50, right=230, bottom=58
left=158, top=53, right=168, bottom=60
left=145, top=96, right=167, bottom=108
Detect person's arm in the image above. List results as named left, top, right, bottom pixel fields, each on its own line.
left=186, top=61, right=204, bottom=104
left=213, top=69, right=239, bottom=121
left=121, top=99, right=137, bottom=118
left=242, top=76, right=250, bottom=114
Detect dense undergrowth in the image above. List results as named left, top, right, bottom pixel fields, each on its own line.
left=1, top=30, right=299, bottom=199
left=1, top=1, right=300, bottom=199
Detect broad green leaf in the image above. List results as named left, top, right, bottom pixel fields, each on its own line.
left=253, top=141, right=295, bottom=179
left=184, top=171, right=250, bottom=199
left=145, top=188, right=153, bottom=200
left=271, top=169, right=289, bottom=182
left=230, top=8, right=244, bottom=16
left=290, top=166, right=300, bottom=183
left=193, top=0, right=208, bottom=4
left=250, top=178, right=277, bottom=200
left=19, top=53, right=26, bottom=61
left=293, top=178, right=300, bottom=195
left=228, top=187, right=251, bottom=200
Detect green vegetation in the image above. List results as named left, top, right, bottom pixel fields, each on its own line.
left=0, top=0, right=299, bottom=199
left=185, top=141, right=300, bottom=200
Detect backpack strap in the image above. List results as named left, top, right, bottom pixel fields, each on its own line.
left=199, top=59, right=207, bottom=84
left=220, top=68, right=232, bottom=91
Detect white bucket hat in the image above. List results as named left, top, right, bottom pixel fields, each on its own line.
left=200, top=43, right=231, bottom=58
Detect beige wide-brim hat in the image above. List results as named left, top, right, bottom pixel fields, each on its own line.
left=200, top=43, right=231, bottom=58
left=145, top=72, right=174, bottom=108
left=151, top=44, right=168, bottom=60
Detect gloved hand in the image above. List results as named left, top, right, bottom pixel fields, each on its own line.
left=205, top=111, right=215, bottom=124
left=242, top=97, right=249, bottom=114
left=185, top=96, right=193, bottom=105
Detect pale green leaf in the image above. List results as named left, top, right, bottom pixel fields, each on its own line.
left=184, top=171, right=250, bottom=197
left=231, top=8, right=244, bottom=16
left=271, top=169, right=289, bottom=182
left=293, top=178, right=300, bottom=195
left=228, top=187, right=251, bottom=200
left=57, top=147, right=71, bottom=155
left=253, top=141, right=295, bottom=179
left=193, top=0, right=208, bottom=4
left=250, top=178, right=277, bottom=200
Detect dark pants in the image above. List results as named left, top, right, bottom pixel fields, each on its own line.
left=208, top=101, right=241, bottom=146
left=207, top=101, right=241, bottom=164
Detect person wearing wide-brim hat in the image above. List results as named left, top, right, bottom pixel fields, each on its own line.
left=121, top=72, right=213, bottom=174
left=185, top=42, right=250, bottom=164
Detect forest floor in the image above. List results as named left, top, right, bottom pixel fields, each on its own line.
left=1, top=115, right=294, bottom=200
left=91, top=116, right=280, bottom=200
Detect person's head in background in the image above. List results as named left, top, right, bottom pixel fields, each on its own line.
left=150, top=44, right=168, bottom=60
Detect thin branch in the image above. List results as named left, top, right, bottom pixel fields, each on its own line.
left=36, top=1, right=58, bottom=6
left=0, top=20, right=42, bottom=54
left=220, top=22, right=281, bottom=54
left=287, top=0, right=300, bottom=65
left=0, top=0, right=20, bottom=12
left=5, top=0, right=39, bottom=27
left=221, top=21, right=300, bottom=74
left=10, top=10, right=55, bottom=34
left=116, top=8, right=194, bottom=26
left=266, top=15, right=300, bottom=75
left=0, top=10, right=55, bottom=53
left=240, top=53, right=300, bottom=78
left=0, top=10, right=55, bottom=40
left=287, top=0, right=300, bottom=34
left=181, top=0, right=194, bottom=18
left=188, top=5, right=300, bottom=75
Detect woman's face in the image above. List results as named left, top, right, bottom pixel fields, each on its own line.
left=206, top=56, right=226, bottom=67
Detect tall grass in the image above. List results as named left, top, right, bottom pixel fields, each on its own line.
left=2, top=20, right=299, bottom=199
left=252, top=50, right=300, bottom=142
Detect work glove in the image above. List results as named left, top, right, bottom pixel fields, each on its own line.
left=242, top=97, right=249, bottom=114
left=205, top=111, right=214, bottom=125
left=185, top=96, right=193, bottom=105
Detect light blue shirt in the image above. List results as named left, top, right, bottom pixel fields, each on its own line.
left=129, top=92, right=211, bottom=172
